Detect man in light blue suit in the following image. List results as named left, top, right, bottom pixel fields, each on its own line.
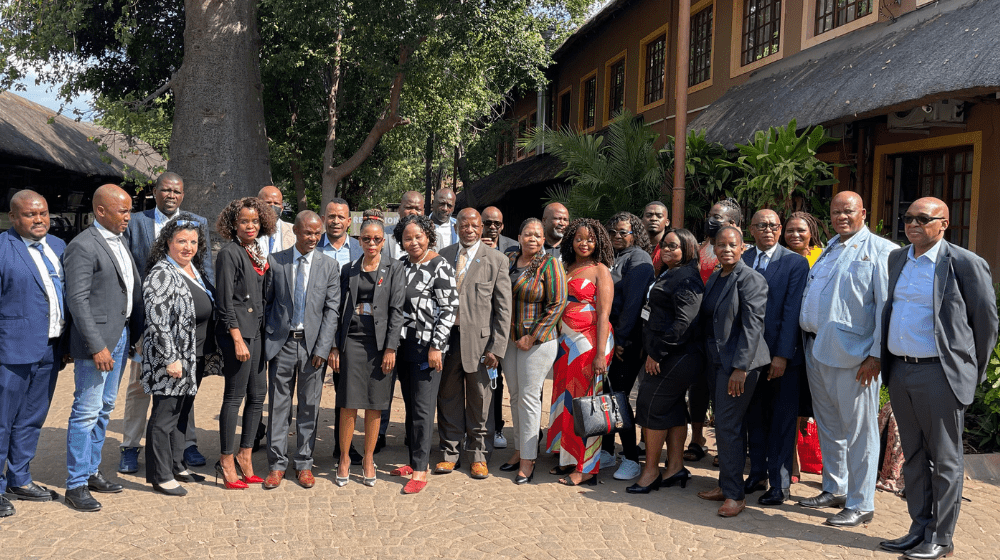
left=0, top=191, right=67, bottom=517
left=119, top=172, right=213, bottom=474
left=797, top=191, right=896, bottom=527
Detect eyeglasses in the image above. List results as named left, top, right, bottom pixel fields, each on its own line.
left=609, top=230, right=632, bottom=238
left=903, top=215, right=946, bottom=226
left=483, top=220, right=503, bottom=228
left=752, top=223, right=781, bottom=231
left=360, top=236, right=384, bottom=245
left=662, top=242, right=680, bottom=251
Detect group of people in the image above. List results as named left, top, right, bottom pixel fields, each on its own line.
left=0, top=176, right=994, bottom=560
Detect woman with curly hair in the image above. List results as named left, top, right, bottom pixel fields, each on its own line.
left=141, top=215, right=216, bottom=496
left=601, top=212, right=655, bottom=480
left=388, top=214, right=458, bottom=494
left=499, top=218, right=567, bottom=484
left=544, top=218, right=614, bottom=486
left=214, top=197, right=275, bottom=489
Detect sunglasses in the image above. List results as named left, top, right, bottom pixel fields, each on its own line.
left=903, top=215, right=946, bottom=226
left=483, top=220, right=503, bottom=228
left=175, top=220, right=200, bottom=228
left=609, top=230, right=632, bottom=238
left=360, top=236, right=384, bottom=245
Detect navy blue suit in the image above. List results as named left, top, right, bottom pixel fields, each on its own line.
left=742, top=244, right=809, bottom=492
left=0, top=228, right=66, bottom=493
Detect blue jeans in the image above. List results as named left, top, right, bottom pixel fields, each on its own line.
left=66, top=327, right=129, bottom=489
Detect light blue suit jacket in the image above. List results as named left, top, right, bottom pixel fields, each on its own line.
left=800, top=226, right=896, bottom=370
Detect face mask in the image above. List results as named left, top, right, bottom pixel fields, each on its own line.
left=705, top=217, right=723, bottom=238
left=271, top=204, right=282, bottom=219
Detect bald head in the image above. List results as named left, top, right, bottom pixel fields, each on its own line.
left=93, top=184, right=132, bottom=234
left=750, top=209, right=781, bottom=251
left=293, top=210, right=324, bottom=255
left=830, top=190, right=867, bottom=240
left=481, top=206, right=504, bottom=247
left=399, top=190, right=424, bottom=218
left=432, top=188, right=456, bottom=223
left=258, top=185, right=284, bottom=221
left=542, top=202, right=569, bottom=245
left=9, top=189, right=49, bottom=241
left=905, top=197, right=949, bottom=256
left=10, top=189, right=46, bottom=213
left=294, top=210, right=322, bottom=228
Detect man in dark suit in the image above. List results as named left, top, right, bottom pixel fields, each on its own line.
left=63, top=184, right=143, bottom=512
left=0, top=190, right=66, bottom=517
left=434, top=209, right=511, bottom=479
left=480, top=205, right=517, bottom=449
left=741, top=209, right=809, bottom=506
left=877, top=197, right=997, bottom=560
left=482, top=206, right=518, bottom=254
left=262, top=211, right=341, bottom=489
left=119, top=172, right=213, bottom=474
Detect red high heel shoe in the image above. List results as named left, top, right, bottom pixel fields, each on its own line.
left=234, top=460, right=264, bottom=484
left=215, top=462, right=249, bottom=489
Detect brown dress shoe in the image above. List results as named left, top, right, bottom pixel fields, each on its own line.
left=433, top=461, right=457, bottom=474
left=697, top=486, right=726, bottom=501
left=297, top=469, right=315, bottom=488
left=470, top=462, right=489, bottom=479
left=718, top=499, right=746, bottom=517
left=262, top=470, right=284, bottom=490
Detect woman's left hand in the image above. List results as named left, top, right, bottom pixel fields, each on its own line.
left=428, top=348, right=443, bottom=372
left=727, top=369, right=748, bottom=397
left=166, top=360, right=183, bottom=379
left=592, top=354, right=608, bottom=377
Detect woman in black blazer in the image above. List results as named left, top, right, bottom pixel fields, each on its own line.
left=214, top=197, right=275, bottom=489
left=329, top=212, right=405, bottom=487
left=695, top=226, right=770, bottom=518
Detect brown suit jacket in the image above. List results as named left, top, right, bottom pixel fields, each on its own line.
left=439, top=241, right=512, bottom=373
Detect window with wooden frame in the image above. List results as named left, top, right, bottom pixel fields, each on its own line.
left=814, top=0, right=872, bottom=35
left=559, top=88, right=572, bottom=129
left=689, top=6, right=713, bottom=86
left=606, top=57, right=626, bottom=120
left=643, top=35, right=666, bottom=106
left=885, top=147, right=975, bottom=248
left=741, top=0, right=782, bottom=66
left=579, top=72, right=598, bottom=131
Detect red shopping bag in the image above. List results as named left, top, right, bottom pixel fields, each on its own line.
left=797, top=418, right=823, bottom=475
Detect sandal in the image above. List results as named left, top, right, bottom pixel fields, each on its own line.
left=550, top=465, right=576, bottom=476
left=558, top=473, right=597, bottom=486
left=683, top=443, right=707, bottom=462
left=390, top=465, right=413, bottom=476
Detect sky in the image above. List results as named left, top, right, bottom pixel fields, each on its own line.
left=12, top=72, right=94, bottom=122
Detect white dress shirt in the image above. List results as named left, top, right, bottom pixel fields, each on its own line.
left=21, top=235, right=64, bottom=337
left=433, top=219, right=456, bottom=252
left=752, top=243, right=779, bottom=272
left=258, top=220, right=284, bottom=257
left=887, top=240, right=941, bottom=358
left=291, top=247, right=313, bottom=331
left=94, top=220, right=134, bottom=318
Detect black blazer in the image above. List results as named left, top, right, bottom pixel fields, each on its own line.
left=702, top=259, right=770, bottom=374
left=643, top=260, right=704, bottom=362
left=215, top=242, right=269, bottom=340
left=741, top=245, right=809, bottom=365
left=336, top=256, right=406, bottom=352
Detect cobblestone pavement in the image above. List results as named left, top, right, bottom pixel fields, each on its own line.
left=2, top=366, right=999, bottom=559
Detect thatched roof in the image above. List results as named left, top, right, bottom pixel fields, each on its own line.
left=456, top=153, right=565, bottom=210
left=0, top=91, right=166, bottom=182
left=690, top=0, right=1000, bottom=148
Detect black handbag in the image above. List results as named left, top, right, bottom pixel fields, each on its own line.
left=572, top=371, right=634, bottom=438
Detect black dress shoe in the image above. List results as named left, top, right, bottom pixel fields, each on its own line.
left=5, top=482, right=57, bottom=502
left=152, top=483, right=188, bottom=497
left=0, top=495, right=14, bottom=517
left=824, top=507, right=873, bottom=527
left=88, top=471, right=123, bottom=494
left=743, top=475, right=767, bottom=494
left=757, top=486, right=788, bottom=506
left=626, top=474, right=662, bottom=494
left=174, top=472, right=206, bottom=483
left=904, top=542, right=954, bottom=560
left=374, top=434, right=387, bottom=454
left=499, top=461, right=519, bottom=472
left=797, top=491, right=846, bottom=509
left=65, top=487, right=102, bottom=512
left=880, top=533, right=924, bottom=553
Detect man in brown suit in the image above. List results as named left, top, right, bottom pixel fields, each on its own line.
left=434, top=208, right=512, bottom=479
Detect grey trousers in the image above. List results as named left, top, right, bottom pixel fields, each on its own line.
left=266, top=336, right=324, bottom=471
left=123, top=359, right=197, bottom=449
left=887, top=357, right=965, bottom=546
left=438, top=331, right=493, bottom=463
left=504, top=339, right=558, bottom=460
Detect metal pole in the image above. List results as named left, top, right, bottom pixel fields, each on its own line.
left=672, top=0, right=691, bottom=229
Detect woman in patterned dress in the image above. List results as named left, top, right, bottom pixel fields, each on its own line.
left=141, top=215, right=216, bottom=496
left=390, top=214, right=458, bottom=494
left=547, top=218, right=615, bottom=486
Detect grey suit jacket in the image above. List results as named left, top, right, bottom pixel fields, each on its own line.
left=440, top=242, right=512, bottom=372
left=64, top=226, right=144, bottom=359
left=264, top=248, right=341, bottom=361
left=703, top=260, right=770, bottom=374
left=881, top=241, right=998, bottom=405
left=336, top=256, right=406, bottom=352
left=124, top=208, right=214, bottom=281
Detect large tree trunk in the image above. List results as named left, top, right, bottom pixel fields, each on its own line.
left=169, top=0, right=271, bottom=230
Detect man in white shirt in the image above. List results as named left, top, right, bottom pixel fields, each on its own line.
left=430, top=188, right=457, bottom=253
left=258, top=185, right=295, bottom=255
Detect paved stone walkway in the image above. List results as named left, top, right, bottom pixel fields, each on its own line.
left=2, top=367, right=999, bottom=559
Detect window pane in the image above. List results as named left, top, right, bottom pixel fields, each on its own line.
left=645, top=36, right=665, bottom=104
left=690, top=8, right=713, bottom=86
left=743, top=0, right=781, bottom=65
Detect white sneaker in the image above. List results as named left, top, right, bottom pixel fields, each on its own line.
left=493, top=430, right=508, bottom=449
left=599, top=450, right=617, bottom=470
left=613, top=458, right=641, bottom=480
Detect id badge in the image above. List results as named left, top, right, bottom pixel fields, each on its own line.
left=640, top=306, right=651, bottom=321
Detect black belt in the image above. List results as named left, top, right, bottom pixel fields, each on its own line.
left=47, top=337, right=60, bottom=346
left=895, top=354, right=940, bottom=364
left=288, top=331, right=305, bottom=340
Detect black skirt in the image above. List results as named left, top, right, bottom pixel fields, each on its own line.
left=635, top=351, right=704, bottom=430
left=336, top=315, right=392, bottom=410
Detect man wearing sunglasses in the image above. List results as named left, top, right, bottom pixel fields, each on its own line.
left=877, top=197, right=996, bottom=560
left=480, top=206, right=518, bottom=254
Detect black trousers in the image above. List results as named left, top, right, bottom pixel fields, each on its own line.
left=218, top=335, right=266, bottom=454
left=145, top=394, right=194, bottom=484
left=745, top=364, right=801, bottom=490
left=602, top=341, right=644, bottom=461
left=709, top=364, right=762, bottom=501
left=396, top=341, right=441, bottom=472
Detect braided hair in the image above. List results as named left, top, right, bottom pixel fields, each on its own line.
left=781, top=211, right=822, bottom=249
left=716, top=197, right=743, bottom=227
left=561, top=218, right=614, bottom=268
left=606, top=211, right=652, bottom=254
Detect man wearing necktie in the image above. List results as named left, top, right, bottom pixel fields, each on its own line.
left=63, top=184, right=144, bottom=512
left=0, top=191, right=68, bottom=517
left=261, top=211, right=341, bottom=489
left=741, top=209, right=809, bottom=506
left=435, top=208, right=511, bottom=479
left=258, top=186, right=296, bottom=256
